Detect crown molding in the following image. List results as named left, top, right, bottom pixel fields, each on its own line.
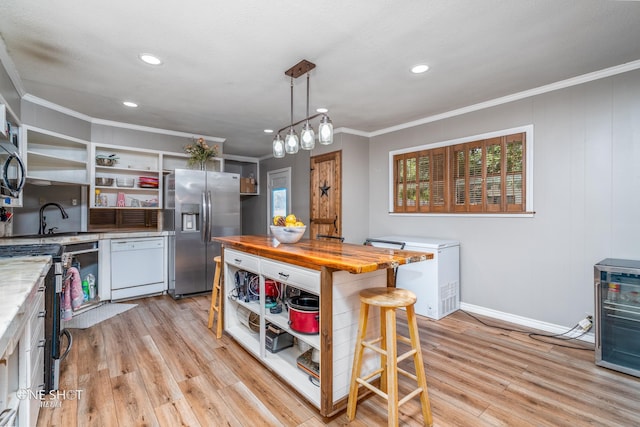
left=22, top=93, right=225, bottom=142
left=334, top=127, right=370, bottom=137
left=91, top=118, right=226, bottom=143
left=11, top=58, right=640, bottom=147
left=23, top=93, right=94, bottom=121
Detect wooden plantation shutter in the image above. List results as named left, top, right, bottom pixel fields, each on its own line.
left=392, top=131, right=526, bottom=214
left=485, top=137, right=502, bottom=212
left=505, top=133, right=526, bottom=212
left=430, top=148, right=447, bottom=212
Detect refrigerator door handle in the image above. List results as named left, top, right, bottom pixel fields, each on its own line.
left=201, top=191, right=208, bottom=243
left=206, top=190, right=213, bottom=243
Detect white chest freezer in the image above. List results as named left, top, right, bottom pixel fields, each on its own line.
left=366, top=235, right=460, bottom=320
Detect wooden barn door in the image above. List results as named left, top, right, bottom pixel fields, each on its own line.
left=310, top=151, right=342, bottom=240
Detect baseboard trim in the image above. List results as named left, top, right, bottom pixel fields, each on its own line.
left=459, top=302, right=595, bottom=344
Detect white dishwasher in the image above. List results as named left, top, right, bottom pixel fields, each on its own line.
left=110, top=237, right=165, bottom=300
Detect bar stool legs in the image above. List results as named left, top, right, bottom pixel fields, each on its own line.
left=347, top=288, right=433, bottom=426
left=207, top=256, right=223, bottom=338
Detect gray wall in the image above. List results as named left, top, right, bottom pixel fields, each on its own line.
left=368, top=68, right=640, bottom=327
left=0, top=61, right=20, bottom=119
left=91, top=123, right=208, bottom=154
left=22, top=100, right=91, bottom=140
left=255, top=133, right=370, bottom=244
left=13, top=183, right=85, bottom=235
left=257, top=150, right=312, bottom=236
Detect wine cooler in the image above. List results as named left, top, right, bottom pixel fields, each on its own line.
left=595, top=258, right=640, bottom=377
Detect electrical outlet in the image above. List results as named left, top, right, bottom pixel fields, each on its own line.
left=39, top=197, right=46, bottom=205
left=578, top=317, right=593, bottom=331
left=71, top=199, right=78, bottom=206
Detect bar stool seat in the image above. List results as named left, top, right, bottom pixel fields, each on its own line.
left=347, top=287, right=433, bottom=426
left=207, top=256, right=223, bottom=338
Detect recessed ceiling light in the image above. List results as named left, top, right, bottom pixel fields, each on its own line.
left=123, top=101, right=138, bottom=108
left=316, top=107, right=328, bottom=113
left=139, top=53, right=162, bottom=66
left=264, top=129, right=274, bottom=134
left=411, top=64, right=429, bottom=74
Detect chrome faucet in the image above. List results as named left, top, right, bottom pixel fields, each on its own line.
left=38, top=202, right=69, bottom=235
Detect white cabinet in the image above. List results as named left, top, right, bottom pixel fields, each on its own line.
left=91, top=144, right=161, bottom=209
left=222, top=247, right=385, bottom=415
left=19, top=281, right=45, bottom=427
left=223, top=155, right=259, bottom=195
left=2, top=272, right=47, bottom=427
left=223, top=248, right=322, bottom=407
left=23, top=126, right=90, bottom=185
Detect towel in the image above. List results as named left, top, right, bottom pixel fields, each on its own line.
left=62, top=267, right=84, bottom=321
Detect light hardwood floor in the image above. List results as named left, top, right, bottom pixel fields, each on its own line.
left=37, top=294, right=640, bottom=426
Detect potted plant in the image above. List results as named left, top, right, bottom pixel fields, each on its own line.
left=184, top=137, right=219, bottom=170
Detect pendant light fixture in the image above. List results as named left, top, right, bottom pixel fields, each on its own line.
left=284, top=75, right=299, bottom=154
left=272, top=59, right=334, bottom=158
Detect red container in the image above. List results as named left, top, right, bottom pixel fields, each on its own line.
left=287, top=296, right=319, bottom=334
left=265, top=279, right=279, bottom=298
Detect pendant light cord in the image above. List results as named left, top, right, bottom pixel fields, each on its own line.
left=306, top=72, right=310, bottom=119
left=290, top=76, right=294, bottom=129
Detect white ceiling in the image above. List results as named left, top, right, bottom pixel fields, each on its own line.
left=1, top=1, right=640, bottom=157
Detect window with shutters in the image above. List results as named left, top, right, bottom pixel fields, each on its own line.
left=391, top=126, right=531, bottom=214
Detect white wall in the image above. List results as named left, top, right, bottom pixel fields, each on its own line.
left=368, top=69, right=640, bottom=327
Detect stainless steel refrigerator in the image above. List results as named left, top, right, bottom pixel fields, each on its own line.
left=164, top=169, right=240, bottom=298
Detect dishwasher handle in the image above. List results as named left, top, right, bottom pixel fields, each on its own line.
left=111, top=238, right=164, bottom=252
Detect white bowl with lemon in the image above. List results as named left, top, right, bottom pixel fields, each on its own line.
left=271, top=214, right=306, bottom=244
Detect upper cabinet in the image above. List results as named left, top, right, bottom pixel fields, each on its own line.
left=91, top=143, right=162, bottom=209
left=223, top=154, right=259, bottom=195
left=23, top=125, right=90, bottom=185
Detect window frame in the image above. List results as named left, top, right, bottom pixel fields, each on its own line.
left=388, top=125, right=534, bottom=216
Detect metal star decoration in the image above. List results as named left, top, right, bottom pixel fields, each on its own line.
left=319, top=180, right=331, bottom=197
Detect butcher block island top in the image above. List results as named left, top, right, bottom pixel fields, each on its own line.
left=213, top=235, right=433, bottom=273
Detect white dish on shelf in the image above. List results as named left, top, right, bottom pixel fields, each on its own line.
left=116, top=178, right=135, bottom=187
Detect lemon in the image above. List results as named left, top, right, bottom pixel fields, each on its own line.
left=272, top=215, right=282, bottom=226
left=285, top=214, right=297, bottom=223
left=294, top=221, right=304, bottom=227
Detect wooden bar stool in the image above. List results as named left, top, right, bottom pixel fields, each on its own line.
left=347, top=287, right=433, bottom=427
left=207, top=256, right=223, bottom=338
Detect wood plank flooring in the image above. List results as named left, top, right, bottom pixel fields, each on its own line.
left=37, top=295, right=640, bottom=426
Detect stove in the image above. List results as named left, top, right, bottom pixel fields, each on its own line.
left=0, top=243, right=63, bottom=257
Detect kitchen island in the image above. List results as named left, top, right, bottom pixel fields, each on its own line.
left=214, top=235, right=433, bottom=417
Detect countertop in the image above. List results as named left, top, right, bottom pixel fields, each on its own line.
left=0, top=256, right=51, bottom=357
left=0, top=230, right=168, bottom=246
left=214, top=235, right=433, bottom=274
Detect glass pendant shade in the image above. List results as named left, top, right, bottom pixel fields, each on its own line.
left=273, top=134, right=285, bottom=158
left=300, top=121, right=315, bottom=150
left=318, top=115, right=334, bottom=145
left=284, top=127, right=299, bottom=154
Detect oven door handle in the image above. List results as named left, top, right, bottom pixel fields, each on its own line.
left=59, top=328, right=73, bottom=361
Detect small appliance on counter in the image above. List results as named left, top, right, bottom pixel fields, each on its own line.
left=265, top=324, right=294, bottom=353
